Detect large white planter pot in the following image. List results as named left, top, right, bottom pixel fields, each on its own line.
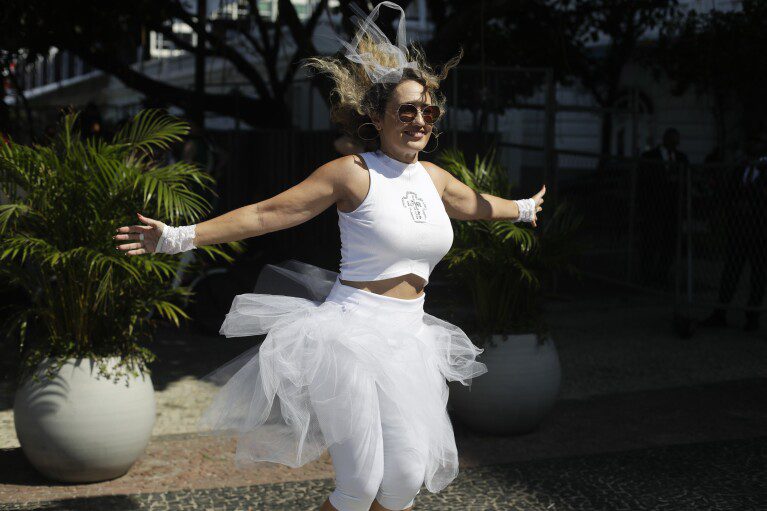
left=448, top=333, right=561, bottom=435
left=13, top=356, right=156, bottom=482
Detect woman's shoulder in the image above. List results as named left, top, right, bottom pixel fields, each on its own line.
left=314, top=153, right=375, bottom=197
left=419, top=160, right=450, bottom=195
left=321, top=154, right=376, bottom=212
left=321, top=152, right=374, bottom=175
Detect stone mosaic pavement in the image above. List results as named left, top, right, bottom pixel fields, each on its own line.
left=1, top=377, right=765, bottom=511
left=1, top=275, right=765, bottom=510
left=1, top=436, right=764, bottom=510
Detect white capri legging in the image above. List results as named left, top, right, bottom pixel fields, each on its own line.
left=201, top=266, right=486, bottom=511
left=327, top=381, right=425, bottom=511
left=306, top=278, right=443, bottom=511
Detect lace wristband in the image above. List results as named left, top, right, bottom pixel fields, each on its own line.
left=513, top=198, right=536, bottom=223
left=155, top=224, right=198, bottom=254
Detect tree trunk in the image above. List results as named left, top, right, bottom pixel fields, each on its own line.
left=600, top=109, right=613, bottom=163
left=712, top=90, right=727, bottom=161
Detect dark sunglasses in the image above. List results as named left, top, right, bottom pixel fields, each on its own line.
left=396, top=103, right=442, bottom=125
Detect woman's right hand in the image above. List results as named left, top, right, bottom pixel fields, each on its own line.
left=114, top=213, right=167, bottom=256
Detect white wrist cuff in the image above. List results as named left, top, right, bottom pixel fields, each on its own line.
left=156, top=224, right=197, bottom=254
left=513, top=198, right=536, bottom=223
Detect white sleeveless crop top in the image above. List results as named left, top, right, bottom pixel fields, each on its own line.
left=337, top=150, right=454, bottom=285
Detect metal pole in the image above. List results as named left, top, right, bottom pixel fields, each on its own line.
left=193, top=0, right=207, bottom=129
left=452, top=69, right=458, bottom=149
left=627, top=89, right=638, bottom=282
left=543, top=69, right=556, bottom=198
left=494, top=70, right=499, bottom=153
left=630, top=88, right=638, bottom=157
left=308, top=83, right=314, bottom=130
left=232, top=88, right=240, bottom=214
left=627, top=161, right=637, bottom=283
left=493, top=72, right=501, bottom=141
left=675, top=161, right=683, bottom=303
left=686, top=163, right=693, bottom=304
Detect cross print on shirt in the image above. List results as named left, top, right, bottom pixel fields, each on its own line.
left=401, top=191, right=427, bottom=222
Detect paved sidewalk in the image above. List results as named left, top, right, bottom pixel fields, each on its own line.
left=1, top=378, right=764, bottom=509
left=1, top=276, right=765, bottom=509
left=1, top=437, right=764, bottom=510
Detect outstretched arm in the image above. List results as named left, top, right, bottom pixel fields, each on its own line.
left=422, top=162, right=545, bottom=226
left=194, top=159, right=345, bottom=246
left=115, top=156, right=352, bottom=255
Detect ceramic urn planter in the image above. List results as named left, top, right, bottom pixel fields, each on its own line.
left=13, top=356, right=156, bottom=482
left=448, top=333, right=561, bottom=435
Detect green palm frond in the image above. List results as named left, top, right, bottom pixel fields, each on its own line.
left=151, top=299, right=191, bottom=328
left=113, top=109, right=189, bottom=156
left=134, top=162, right=215, bottom=224
left=195, top=243, right=239, bottom=265
left=0, top=203, right=39, bottom=234
left=439, top=147, right=511, bottom=197
left=0, top=109, right=238, bottom=384
left=437, top=148, right=583, bottom=341
left=0, top=139, right=45, bottom=197
left=0, top=235, right=59, bottom=265
left=488, top=220, right=536, bottom=249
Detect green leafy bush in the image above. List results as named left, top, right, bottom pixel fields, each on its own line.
left=440, top=148, right=583, bottom=348
left=0, top=110, right=242, bottom=384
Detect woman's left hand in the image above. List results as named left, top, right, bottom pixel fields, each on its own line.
left=531, top=185, right=545, bottom=227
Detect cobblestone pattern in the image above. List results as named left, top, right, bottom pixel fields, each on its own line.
left=2, top=436, right=764, bottom=511
left=5, top=289, right=767, bottom=450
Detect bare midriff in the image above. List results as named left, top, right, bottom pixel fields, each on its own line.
left=339, top=273, right=426, bottom=300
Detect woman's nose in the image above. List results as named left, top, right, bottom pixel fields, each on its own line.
left=412, top=111, right=427, bottom=126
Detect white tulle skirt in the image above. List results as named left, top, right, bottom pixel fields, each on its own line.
left=196, top=260, right=488, bottom=494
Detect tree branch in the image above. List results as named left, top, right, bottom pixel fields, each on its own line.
left=276, top=0, right=331, bottom=98
left=153, top=23, right=215, bottom=56
left=245, top=0, right=273, bottom=55
left=278, top=0, right=327, bottom=59
left=77, top=47, right=288, bottom=127
left=167, top=0, right=275, bottom=99
left=239, top=27, right=265, bottom=55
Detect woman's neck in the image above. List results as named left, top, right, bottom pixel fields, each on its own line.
left=378, top=145, right=418, bottom=164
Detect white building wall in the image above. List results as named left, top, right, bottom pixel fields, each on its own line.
left=12, top=0, right=743, bottom=168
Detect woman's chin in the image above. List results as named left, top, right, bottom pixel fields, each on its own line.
left=401, top=139, right=428, bottom=151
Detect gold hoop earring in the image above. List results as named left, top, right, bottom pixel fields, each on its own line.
left=421, top=130, right=441, bottom=154
left=357, top=122, right=379, bottom=141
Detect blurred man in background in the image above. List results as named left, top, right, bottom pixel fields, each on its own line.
left=701, top=129, right=767, bottom=332
left=638, top=127, right=690, bottom=288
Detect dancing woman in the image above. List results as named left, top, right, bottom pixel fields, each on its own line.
left=114, top=3, right=545, bottom=510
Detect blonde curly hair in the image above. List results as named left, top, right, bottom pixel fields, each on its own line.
left=304, top=33, right=462, bottom=149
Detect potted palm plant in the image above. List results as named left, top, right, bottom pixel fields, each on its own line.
left=440, top=148, right=583, bottom=436
left=0, top=110, right=240, bottom=482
